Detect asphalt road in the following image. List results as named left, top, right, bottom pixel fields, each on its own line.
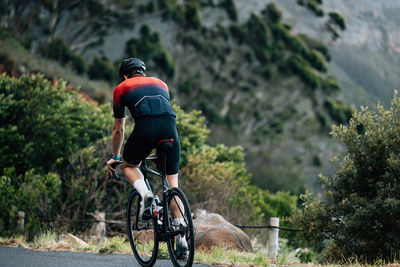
left=0, top=246, right=214, bottom=267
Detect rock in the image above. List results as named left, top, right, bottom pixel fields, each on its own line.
left=193, top=212, right=252, bottom=252
left=65, top=233, right=89, bottom=248
left=134, top=229, right=154, bottom=244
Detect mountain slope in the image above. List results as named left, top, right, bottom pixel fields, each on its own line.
left=0, top=0, right=352, bottom=193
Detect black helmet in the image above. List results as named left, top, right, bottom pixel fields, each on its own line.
left=119, top=58, right=146, bottom=78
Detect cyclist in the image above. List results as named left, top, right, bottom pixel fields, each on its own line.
left=106, top=58, right=187, bottom=253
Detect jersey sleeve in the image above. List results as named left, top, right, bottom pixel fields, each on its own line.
left=113, top=86, right=126, bottom=118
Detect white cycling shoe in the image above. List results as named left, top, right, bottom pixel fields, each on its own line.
left=139, top=192, right=154, bottom=222
left=175, top=232, right=188, bottom=259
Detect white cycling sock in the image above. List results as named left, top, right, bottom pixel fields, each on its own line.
left=133, top=179, right=150, bottom=198
left=172, top=217, right=185, bottom=227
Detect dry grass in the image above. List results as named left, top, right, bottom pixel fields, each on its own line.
left=1, top=233, right=400, bottom=266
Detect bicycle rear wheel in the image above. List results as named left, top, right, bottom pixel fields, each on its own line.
left=166, top=188, right=195, bottom=267
left=126, top=190, right=158, bottom=267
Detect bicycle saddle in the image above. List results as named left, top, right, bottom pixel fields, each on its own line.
left=157, top=139, right=175, bottom=152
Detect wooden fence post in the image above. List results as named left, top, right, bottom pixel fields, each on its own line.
left=268, top=217, right=279, bottom=257
left=17, top=211, right=25, bottom=232
left=94, top=211, right=106, bottom=242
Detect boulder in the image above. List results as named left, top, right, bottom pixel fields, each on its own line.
left=193, top=212, right=252, bottom=252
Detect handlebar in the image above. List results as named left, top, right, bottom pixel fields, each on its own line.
left=108, top=156, right=157, bottom=180
left=109, top=160, right=123, bottom=180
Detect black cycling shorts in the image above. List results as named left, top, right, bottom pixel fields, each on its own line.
left=123, top=115, right=180, bottom=175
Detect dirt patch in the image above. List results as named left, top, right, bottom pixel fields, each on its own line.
left=0, top=239, right=22, bottom=247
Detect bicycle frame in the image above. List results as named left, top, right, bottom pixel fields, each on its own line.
left=139, top=155, right=172, bottom=242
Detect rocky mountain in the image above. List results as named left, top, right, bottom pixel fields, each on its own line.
left=1, top=0, right=369, bottom=194
left=270, top=0, right=400, bottom=108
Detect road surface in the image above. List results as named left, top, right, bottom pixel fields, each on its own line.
left=0, top=246, right=214, bottom=267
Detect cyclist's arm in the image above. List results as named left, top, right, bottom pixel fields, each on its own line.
left=112, top=118, right=125, bottom=158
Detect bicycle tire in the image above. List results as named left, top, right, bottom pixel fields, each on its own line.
left=166, top=188, right=195, bottom=267
left=126, top=190, right=159, bottom=267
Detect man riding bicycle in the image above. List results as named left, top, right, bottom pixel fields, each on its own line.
left=106, top=58, right=187, bottom=253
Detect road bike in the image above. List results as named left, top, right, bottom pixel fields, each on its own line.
left=110, top=139, right=195, bottom=267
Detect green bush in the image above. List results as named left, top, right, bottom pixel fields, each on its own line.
left=220, top=0, right=237, bottom=21
left=181, top=144, right=298, bottom=242
left=153, top=49, right=176, bottom=79
left=0, top=73, right=112, bottom=175
left=324, top=98, right=353, bottom=124
left=288, top=55, right=320, bottom=89
left=88, top=56, right=116, bottom=82
left=0, top=52, right=16, bottom=74
left=70, top=54, right=87, bottom=74
left=246, top=14, right=270, bottom=47
left=229, top=24, right=246, bottom=44
left=0, top=168, right=61, bottom=237
left=305, top=49, right=327, bottom=72
left=321, top=77, right=341, bottom=94
left=184, top=1, right=202, bottom=30
left=125, top=24, right=175, bottom=78
left=295, top=248, right=315, bottom=263
left=306, top=0, right=324, bottom=17
left=263, top=3, right=282, bottom=24
left=41, top=38, right=72, bottom=63
left=328, top=11, right=346, bottom=30
left=298, top=34, right=331, bottom=61
left=293, top=92, right=400, bottom=262
left=0, top=73, right=112, bottom=235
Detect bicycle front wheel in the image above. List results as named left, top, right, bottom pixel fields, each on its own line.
left=166, top=187, right=195, bottom=267
left=126, top=190, right=159, bottom=267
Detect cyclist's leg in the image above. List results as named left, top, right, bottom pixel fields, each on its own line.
left=123, top=118, right=154, bottom=189
left=167, top=173, right=183, bottom=218
left=165, top=137, right=182, bottom=218
left=123, top=118, right=156, bottom=220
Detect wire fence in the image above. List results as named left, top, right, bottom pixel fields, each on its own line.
left=19, top=211, right=300, bottom=257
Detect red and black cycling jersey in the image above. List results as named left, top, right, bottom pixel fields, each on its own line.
left=113, top=76, right=176, bottom=119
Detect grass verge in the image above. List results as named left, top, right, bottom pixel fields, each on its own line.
left=0, top=232, right=281, bottom=266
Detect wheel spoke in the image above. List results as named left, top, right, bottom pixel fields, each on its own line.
left=126, top=190, right=158, bottom=267
left=166, top=188, right=195, bottom=267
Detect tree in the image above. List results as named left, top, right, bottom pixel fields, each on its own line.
left=1, top=0, right=135, bottom=53
left=293, top=92, right=400, bottom=263
left=0, top=73, right=112, bottom=236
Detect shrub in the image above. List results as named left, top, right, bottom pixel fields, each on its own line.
left=305, top=49, right=327, bottom=72
left=70, top=54, right=87, bottom=74
left=153, top=49, right=176, bottom=79
left=184, top=1, right=202, bottom=30
left=306, top=0, right=324, bottom=17
left=295, top=248, right=315, bottom=263
left=0, top=52, right=16, bottom=74
left=288, top=55, right=320, bottom=89
left=324, top=98, right=353, bottom=124
left=229, top=24, right=246, bottom=44
left=293, top=92, right=400, bottom=262
left=298, top=34, right=331, bottom=61
left=125, top=25, right=175, bottom=78
left=321, top=77, right=341, bottom=94
left=0, top=73, right=112, bottom=175
left=0, top=168, right=61, bottom=237
left=246, top=14, right=269, bottom=47
left=0, top=73, right=112, bottom=235
left=41, top=38, right=72, bottom=63
left=261, top=66, right=274, bottom=80
left=88, top=56, right=116, bottom=82
left=328, top=11, right=346, bottom=30
left=220, top=0, right=237, bottom=21
left=181, top=144, right=298, bottom=240
left=263, top=3, right=281, bottom=24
